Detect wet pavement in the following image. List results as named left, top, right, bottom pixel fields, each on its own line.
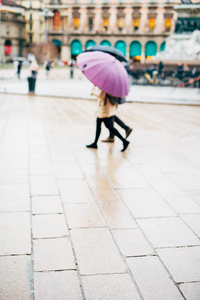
left=0, top=92, right=200, bottom=299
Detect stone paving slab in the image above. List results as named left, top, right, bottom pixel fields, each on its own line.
left=34, top=271, right=82, bottom=300
left=82, top=273, right=141, bottom=300
left=179, top=282, right=200, bottom=300
left=0, top=255, right=33, bottom=300
left=0, top=212, right=31, bottom=255
left=33, top=237, right=76, bottom=271
left=157, top=246, right=200, bottom=283
left=0, top=94, right=200, bottom=299
left=127, top=256, right=183, bottom=300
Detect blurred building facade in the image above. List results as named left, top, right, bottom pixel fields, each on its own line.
left=42, top=0, right=200, bottom=62
left=0, top=0, right=25, bottom=62
left=1, top=0, right=199, bottom=63
left=17, top=0, right=45, bottom=44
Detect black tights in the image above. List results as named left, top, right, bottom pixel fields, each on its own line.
left=109, top=115, right=128, bottom=139
left=94, top=116, right=126, bottom=144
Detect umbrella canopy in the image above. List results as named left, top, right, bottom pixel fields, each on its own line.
left=84, top=45, right=127, bottom=62
left=77, top=51, right=130, bottom=97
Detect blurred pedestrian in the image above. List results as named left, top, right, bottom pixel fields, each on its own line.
left=158, top=61, right=164, bottom=79
left=176, top=63, right=184, bottom=80
left=30, top=60, right=39, bottom=77
left=45, top=60, right=51, bottom=76
left=69, top=60, right=74, bottom=79
left=86, top=85, right=130, bottom=152
left=17, top=61, right=23, bottom=79
left=183, top=63, right=189, bottom=71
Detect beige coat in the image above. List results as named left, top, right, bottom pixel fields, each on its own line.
left=91, top=86, right=117, bottom=118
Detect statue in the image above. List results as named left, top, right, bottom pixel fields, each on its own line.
left=175, top=18, right=198, bottom=33
left=181, top=0, right=193, bottom=4
left=155, top=30, right=200, bottom=61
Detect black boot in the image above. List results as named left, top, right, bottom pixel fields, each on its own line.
left=86, top=143, right=98, bottom=149
left=121, top=141, right=130, bottom=152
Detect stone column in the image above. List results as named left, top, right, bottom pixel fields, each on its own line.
left=61, top=45, right=71, bottom=61
left=141, top=44, right=145, bottom=63
left=126, top=43, right=130, bottom=61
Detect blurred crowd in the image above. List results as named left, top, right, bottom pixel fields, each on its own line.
left=126, top=61, right=200, bottom=87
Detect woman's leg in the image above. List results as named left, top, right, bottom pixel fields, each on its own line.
left=94, top=118, right=102, bottom=144
left=114, top=115, right=128, bottom=130
left=115, top=116, right=132, bottom=139
left=104, top=117, right=130, bottom=151
left=86, top=118, right=102, bottom=148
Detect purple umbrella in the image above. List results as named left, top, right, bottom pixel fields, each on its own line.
left=77, top=51, right=130, bottom=97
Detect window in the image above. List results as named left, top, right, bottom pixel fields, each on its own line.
left=74, top=17, right=79, bottom=30
left=29, top=34, right=33, bottom=43
left=118, top=18, right=124, bottom=31
left=149, top=18, right=155, bottom=31
left=30, top=13, right=32, bottom=21
left=30, top=23, right=32, bottom=30
left=134, top=18, right=139, bottom=31
left=89, top=19, right=93, bottom=31
left=165, top=18, right=171, bottom=31
left=103, top=18, right=109, bottom=32
left=53, top=11, right=61, bottom=30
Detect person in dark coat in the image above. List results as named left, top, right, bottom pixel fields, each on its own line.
left=17, top=61, right=22, bottom=79
left=45, top=61, right=51, bottom=76
left=177, top=63, right=184, bottom=80
left=158, top=61, right=164, bottom=78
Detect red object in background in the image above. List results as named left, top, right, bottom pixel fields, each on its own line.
left=5, top=45, right=12, bottom=55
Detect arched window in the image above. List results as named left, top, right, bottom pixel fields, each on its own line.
left=100, top=40, right=111, bottom=46
left=145, top=41, right=157, bottom=58
left=160, top=42, right=166, bottom=52
left=115, top=41, right=126, bottom=56
left=130, top=41, right=142, bottom=59
left=85, top=40, right=96, bottom=49
left=53, top=11, right=61, bottom=30
left=71, top=40, right=82, bottom=57
left=52, top=39, right=62, bottom=57
left=5, top=40, right=12, bottom=56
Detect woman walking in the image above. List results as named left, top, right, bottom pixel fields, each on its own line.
left=86, top=85, right=130, bottom=152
